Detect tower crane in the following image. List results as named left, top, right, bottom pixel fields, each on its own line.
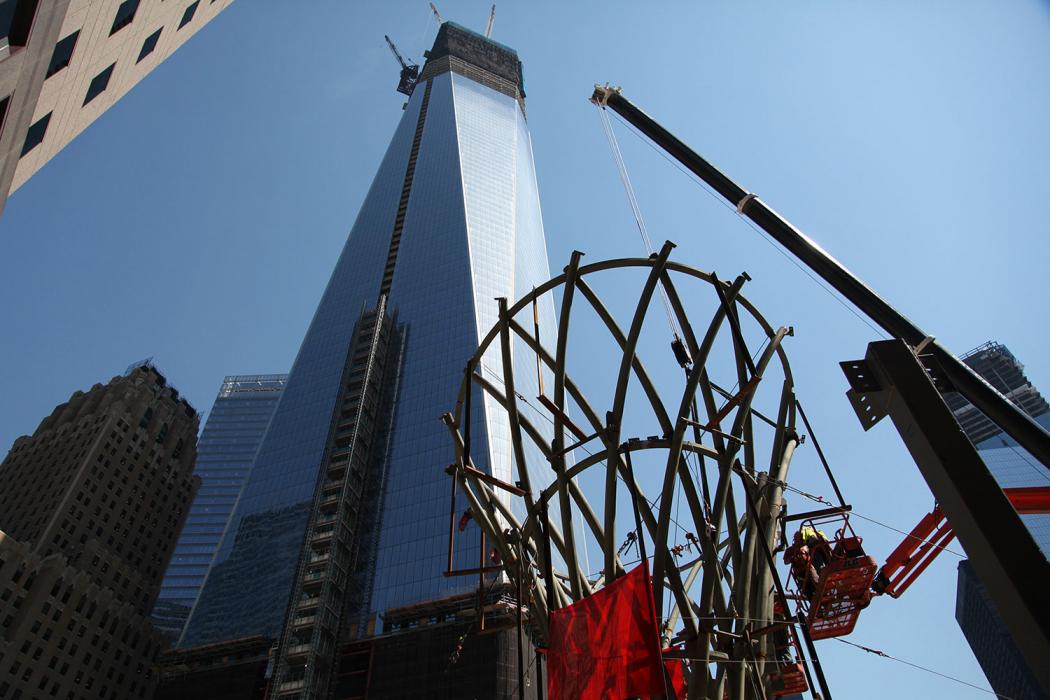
left=383, top=35, right=419, bottom=97
left=429, top=2, right=444, bottom=24
left=484, top=5, right=496, bottom=38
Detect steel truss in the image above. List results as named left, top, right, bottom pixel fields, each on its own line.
left=442, top=243, right=829, bottom=700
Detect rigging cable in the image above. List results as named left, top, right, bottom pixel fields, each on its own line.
left=835, top=638, right=1013, bottom=699
left=771, top=476, right=966, bottom=558
left=597, top=106, right=683, bottom=341
left=604, top=109, right=889, bottom=341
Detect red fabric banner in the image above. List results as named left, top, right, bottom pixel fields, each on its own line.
left=547, top=562, right=665, bottom=699
left=663, top=658, right=686, bottom=699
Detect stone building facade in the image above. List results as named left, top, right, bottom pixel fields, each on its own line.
left=0, top=363, right=200, bottom=699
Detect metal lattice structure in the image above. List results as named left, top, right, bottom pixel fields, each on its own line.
left=443, top=241, right=825, bottom=700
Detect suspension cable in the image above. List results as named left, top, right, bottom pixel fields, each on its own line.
left=835, top=638, right=1013, bottom=698
left=597, top=106, right=682, bottom=340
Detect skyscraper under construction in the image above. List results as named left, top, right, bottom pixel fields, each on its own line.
left=181, top=20, right=554, bottom=698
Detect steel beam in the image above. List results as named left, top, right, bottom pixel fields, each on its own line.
left=864, top=339, right=1050, bottom=696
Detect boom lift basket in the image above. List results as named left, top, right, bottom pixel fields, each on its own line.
left=785, top=512, right=877, bottom=640
left=767, top=598, right=809, bottom=698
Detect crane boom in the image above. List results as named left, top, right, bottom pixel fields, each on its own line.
left=873, top=486, right=1050, bottom=598
left=485, top=5, right=496, bottom=38
left=384, top=34, right=409, bottom=71
left=589, top=84, right=1050, bottom=470
left=383, top=35, right=419, bottom=97
left=430, top=2, right=444, bottom=24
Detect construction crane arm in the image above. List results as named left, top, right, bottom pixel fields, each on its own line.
left=872, top=486, right=1050, bottom=598
left=485, top=5, right=496, bottom=38
left=384, top=34, right=409, bottom=71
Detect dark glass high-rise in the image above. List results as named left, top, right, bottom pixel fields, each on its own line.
left=182, top=24, right=556, bottom=683
left=153, top=374, right=286, bottom=641
left=946, top=342, right=1050, bottom=700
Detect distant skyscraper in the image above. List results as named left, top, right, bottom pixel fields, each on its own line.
left=957, top=561, right=1046, bottom=700
left=947, top=342, right=1050, bottom=552
left=947, top=342, right=1050, bottom=700
left=0, top=363, right=199, bottom=699
left=153, top=373, right=286, bottom=641
left=0, top=0, right=234, bottom=218
left=182, top=20, right=554, bottom=698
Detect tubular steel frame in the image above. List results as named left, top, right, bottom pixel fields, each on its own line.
left=442, top=244, right=829, bottom=700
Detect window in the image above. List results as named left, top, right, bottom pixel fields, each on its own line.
left=0, top=0, right=40, bottom=51
left=137, top=28, right=161, bottom=63
left=45, top=30, right=77, bottom=78
left=109, top=0, right=140, bottom=36
left=83, top=63, right=115, bottom=106
left=178, top=2, right=199, bottom=29
left=20, top=111, right=49, bottom=156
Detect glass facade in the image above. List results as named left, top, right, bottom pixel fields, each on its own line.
left=956, top=561, right=1045, bottom=700
left=181, top=28, right=556, bottom=647
left=949, top=344, right=1049, bottom=700
left=152, top=374, right=286, bottom=641
left=368, top=70, right=556, bottom=615
left=971, top=411, right=1050, bottom=555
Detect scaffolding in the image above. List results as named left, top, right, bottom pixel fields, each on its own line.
left=269, top=297, right=403, bottom=700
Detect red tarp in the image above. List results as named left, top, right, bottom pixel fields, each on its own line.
left=547, top=563, right=666, bottom=699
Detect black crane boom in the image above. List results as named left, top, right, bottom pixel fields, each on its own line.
left=590, top=84, right=1050, bottom=471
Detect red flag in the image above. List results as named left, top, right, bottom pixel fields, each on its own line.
left=457, top=508, right=473, bottom=531
left=547, top=562, right=665, bottom=699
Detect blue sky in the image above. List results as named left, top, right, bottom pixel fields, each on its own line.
left=2, top=2, right=1049, bottom=697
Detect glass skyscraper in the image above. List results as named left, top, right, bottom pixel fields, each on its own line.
left=947, top=343, right=1050, bottom=553
left=946, top=342, right=1050, bottom=700
left=152, top=374, right=287, bottom=641
left=181, top=21, right=556, bottom=659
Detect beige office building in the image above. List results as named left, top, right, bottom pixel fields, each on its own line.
left=0, top=364, right=200, bottom=699
left=0, top=0, right=233, bottom=217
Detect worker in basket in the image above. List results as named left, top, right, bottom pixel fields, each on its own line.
left=784, top=524, right=828, bottom=601
left=767, top=598, right=808, bottom=697
left=770, top=598, right=795, bottom=665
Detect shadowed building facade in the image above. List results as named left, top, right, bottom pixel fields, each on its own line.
left=180, top=20, right=554, bottom=699
left=0, top=363, right=199, bottom=699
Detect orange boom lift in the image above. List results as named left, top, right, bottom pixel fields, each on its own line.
left=873, top=486, right=1050, bottom=599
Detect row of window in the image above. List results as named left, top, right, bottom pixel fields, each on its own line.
left=19, top=1, right=204, bottom=158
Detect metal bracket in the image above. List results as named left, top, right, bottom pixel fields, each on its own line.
left=736, top=192, right=757, bottom=214
left=840, top=359, right=887, bottom=431
left=589, top=83, right=621, bottom=107
left=840, top=359, right=880, bottom=393
left=917, top=353, right=957, bottom=394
